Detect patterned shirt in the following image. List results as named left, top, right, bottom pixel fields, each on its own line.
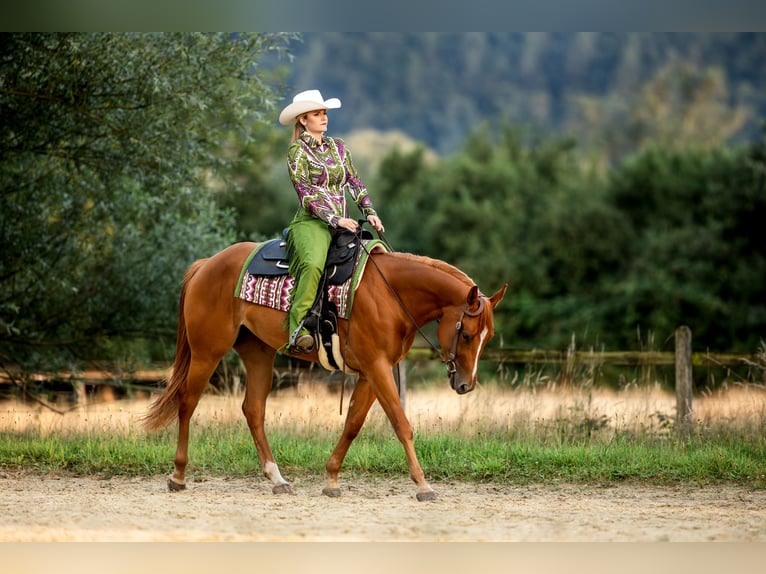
left=287, top=132, right=377, bottom=228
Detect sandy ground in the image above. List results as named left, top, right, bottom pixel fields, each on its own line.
left=1, top=470, right=764, bottom=542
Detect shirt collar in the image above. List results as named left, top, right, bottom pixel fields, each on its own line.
left=300, top=131, right=325, bottom=148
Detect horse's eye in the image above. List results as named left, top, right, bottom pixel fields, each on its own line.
left=461, top=332, right=471, bottom=342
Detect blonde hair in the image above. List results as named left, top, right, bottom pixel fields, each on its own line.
left=291, top=114, right=306, bottom=142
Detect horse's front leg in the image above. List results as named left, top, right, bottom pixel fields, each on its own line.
left=370, top=362, right=437, bottom=501
left=323, top=375, right=377, bottom=497
left=237, top=338, right=293, bottom=494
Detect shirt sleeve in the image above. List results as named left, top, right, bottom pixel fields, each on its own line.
left=287, top=141, right=338, bottom=226
left=337, top=138, right=377, bottom=218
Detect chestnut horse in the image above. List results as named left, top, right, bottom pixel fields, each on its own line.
left=143, top=241, right=506, bottom=501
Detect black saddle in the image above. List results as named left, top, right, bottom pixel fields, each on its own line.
left=246, top=226, right=374, bottom=286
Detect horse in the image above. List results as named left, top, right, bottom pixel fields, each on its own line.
left=142, top=240, right=507, bottom=501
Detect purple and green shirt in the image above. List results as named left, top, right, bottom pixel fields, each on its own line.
left=287, top=132, right=377, bottom=228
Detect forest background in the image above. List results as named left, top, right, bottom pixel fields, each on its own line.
left=1, top=32, right=765, bottom=386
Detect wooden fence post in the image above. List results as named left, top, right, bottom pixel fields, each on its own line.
left=675, top=326, right=693, bottom=433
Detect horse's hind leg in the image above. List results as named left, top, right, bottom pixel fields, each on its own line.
left=169, top=356, right=220, bottom=491
left=235, top=334, right=292, bottom=494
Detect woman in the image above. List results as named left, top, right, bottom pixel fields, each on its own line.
left=278, top=89, right=385, bottom=353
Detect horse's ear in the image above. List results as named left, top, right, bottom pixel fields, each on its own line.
left=466, top=285, right=480, bottom=308
left=489, top=284, right=508, bottom=309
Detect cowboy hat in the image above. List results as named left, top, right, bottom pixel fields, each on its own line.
left=278, top=89, right=342, bottom=125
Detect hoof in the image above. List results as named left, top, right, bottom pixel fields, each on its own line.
left=416, top=490, right=438, bottom=502
left=167, top=477, right=186, bottom=492
left=322, top=486, right=342, bottom=498
left=272, top=483, right=294, bottom=495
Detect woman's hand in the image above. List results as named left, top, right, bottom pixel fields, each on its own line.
left=336, top=217, right=360, bottom=232
left=367, top=215, right=385, bottom=232
left=335, top=215, right=384, bottom=233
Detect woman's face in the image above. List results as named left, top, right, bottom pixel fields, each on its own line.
left=300, top=109, right=328, bottom=136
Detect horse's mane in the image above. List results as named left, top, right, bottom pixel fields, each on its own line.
left=391, top=252, right=475, bottom=288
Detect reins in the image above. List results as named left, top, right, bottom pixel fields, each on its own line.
left=360, top=239, right=442, bottom=355
left=338, top=220, right=484, bottom=412
left=338, top=223, right=406, bottom=414
left=338, top=222, right=427, bottom=414
left=357, top=223, right=483, bottom=384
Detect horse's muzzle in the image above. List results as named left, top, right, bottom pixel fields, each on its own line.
left=450, top=373, right=475, bottom=395
left=446, top=358, right=475, bottom=394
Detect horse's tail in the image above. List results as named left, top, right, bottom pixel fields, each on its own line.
left=142, top=258, right=208, bottom=431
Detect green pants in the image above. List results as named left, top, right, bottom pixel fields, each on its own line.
left=286, top=214, right=332, bottom=337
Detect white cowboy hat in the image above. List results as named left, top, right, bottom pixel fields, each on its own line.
left=278, top=89, right=342, bottom=125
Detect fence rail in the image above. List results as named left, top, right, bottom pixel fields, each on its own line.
left=405, top=347, right=759, bottom=368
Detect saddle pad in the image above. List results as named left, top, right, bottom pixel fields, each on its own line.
left=235, top=239, right=389, bottom=319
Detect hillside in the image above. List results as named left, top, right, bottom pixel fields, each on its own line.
left=277, top=33, right=766, bottom=155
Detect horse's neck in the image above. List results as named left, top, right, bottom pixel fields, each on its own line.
left=384, top=255, right=470, bottom=324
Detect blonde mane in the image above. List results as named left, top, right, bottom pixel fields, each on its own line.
left=392, top=252, right=475, bottom=288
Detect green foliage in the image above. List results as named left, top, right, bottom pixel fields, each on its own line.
left=374, top=119, right=766, bottom=353
left=215, top=120, right=295, bottom=242
left=378, top=124, right=627, bottom=349
left=0, top=33, right=296, bottom=373
left=605, top=141, right=766, bottom=351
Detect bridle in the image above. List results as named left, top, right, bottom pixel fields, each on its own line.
left=444, top=296, right=486, bottom=385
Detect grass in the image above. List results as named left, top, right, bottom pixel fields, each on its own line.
left=1, top=381, right=766, bottom=487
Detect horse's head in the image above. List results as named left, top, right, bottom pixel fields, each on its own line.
left=438, top=283, right=508, bottom=395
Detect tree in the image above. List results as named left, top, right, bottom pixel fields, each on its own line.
left=573, top=60, right=751, bottom=167
left=375, top=120, right=766, bottom=354
left=376, top=123, right=630, bottom=349
left=0, top=33, right=296, bottom=377
left=606, top=137, right=766, bottom=351
left=215, top=121, right=295, bottom=243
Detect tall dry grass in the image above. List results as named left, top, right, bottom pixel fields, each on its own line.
left=2, top=380, right=765, bottom=441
